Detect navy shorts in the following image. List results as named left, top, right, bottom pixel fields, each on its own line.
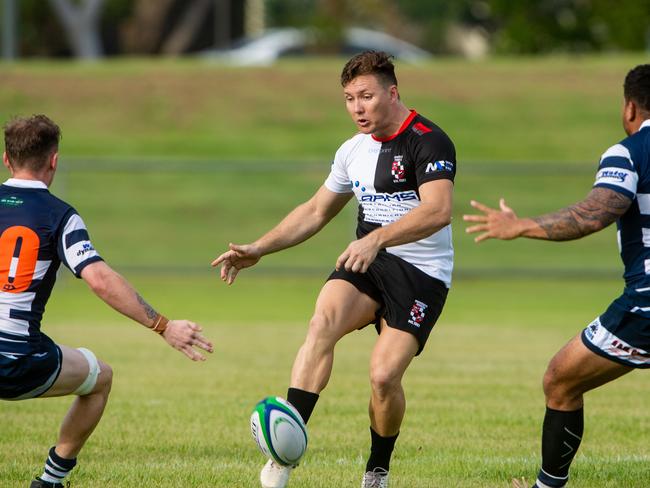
left=327, top=251, right=449, bottom=355
left=0, top=332, right=62, bottom=400
left=582, top=291, right=650, bottom=368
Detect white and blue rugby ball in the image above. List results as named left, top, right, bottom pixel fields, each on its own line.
left=250, top=396, right=308, bottom=466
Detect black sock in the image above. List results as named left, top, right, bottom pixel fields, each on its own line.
left=287, top=387, right=319, bottom=424
left=365, top=427, right=398, bottom=472
left=537, top=407, right=583, bottom=488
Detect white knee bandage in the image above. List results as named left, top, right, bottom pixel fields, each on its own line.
left=73, top=347, right=100, bottom=396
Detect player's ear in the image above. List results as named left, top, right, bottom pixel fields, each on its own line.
left=390, top=85, right=399, bottom=102
left=50, top=152, right=58, bottom=172
left=2, top=152, right=12, bottom=172
left=623, top=98, right=637, bottom=124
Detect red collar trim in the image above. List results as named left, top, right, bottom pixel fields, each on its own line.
left=371, top=110, right=417, bottom=142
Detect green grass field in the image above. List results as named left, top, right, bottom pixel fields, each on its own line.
left=1, top=56, right=649, bottom=487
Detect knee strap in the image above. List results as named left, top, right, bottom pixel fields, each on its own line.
left=73, top=347, right=100, bottom=396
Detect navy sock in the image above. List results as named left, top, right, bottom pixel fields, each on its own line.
left=40, top=446, right=77, bottom=484
left=287, top=387, right=319, bottom=424
left=365, top=427, right=398, bottom=472
left=537, top=407, right=583, bottom=488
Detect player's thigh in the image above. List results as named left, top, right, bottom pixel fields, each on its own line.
left=41, top=345, right=109, bottom=398
left=545, top=333, right=633, bottom=396
left=369, top=320, right=419, bottom=384
left=310, top=279, right=380, bottom=339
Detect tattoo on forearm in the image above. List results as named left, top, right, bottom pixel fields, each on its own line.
left=533, top=188, right=632, bottom=241
left=136, top=293, right=158, bottom=320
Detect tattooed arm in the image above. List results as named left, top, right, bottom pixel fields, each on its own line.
left=463, top=187, right=632, bottom=243
left=80, top=261, right=213, bottom=360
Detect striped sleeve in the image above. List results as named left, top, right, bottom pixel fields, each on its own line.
left=593, top=143, right=638, bottom=199
left=57, top=213, right=103, bottom=278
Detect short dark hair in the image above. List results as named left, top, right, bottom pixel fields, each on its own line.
left=340, top=50, right=398, bottom=88
left=3, top=114, right=61, bottom=172
left=624, top=65, right=650, bottom=114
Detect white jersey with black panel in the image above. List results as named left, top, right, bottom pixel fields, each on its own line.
left=325, top=110, right=456, bottom=286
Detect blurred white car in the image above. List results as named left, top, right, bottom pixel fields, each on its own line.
left=204, top=27, right=431, bottom=65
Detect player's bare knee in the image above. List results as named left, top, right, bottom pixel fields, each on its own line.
left=370, top=366, right=400, bottom=399
left=543, top=367, right=580, bottom=405
left=94, top=360, right=113, bottom=394
left=305, top=313, right=339, bottom=349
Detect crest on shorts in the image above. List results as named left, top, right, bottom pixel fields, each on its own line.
left=391, top=155, right=406, bottom=183
left=408, top=299, right=428, bottom=328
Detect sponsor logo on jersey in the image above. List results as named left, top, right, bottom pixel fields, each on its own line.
left=0, top=197, right=23, bottom=207
left=597, top=169, right=628, bottom=183
left=425, top=160, right=454, bottom=173
left=391, top=155, right=406, bottom=183
left=408, top=300, right=428, bottom=327
left=412, top=122, right=432, bottom=136
left=368, top=147, right=392, bottom=154
left=360, top=190, right=418, bottom=202
left=76, top=242, right=95, bottom=257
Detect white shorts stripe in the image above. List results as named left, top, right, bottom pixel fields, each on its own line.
left=583, top=317, right=650, bottom=366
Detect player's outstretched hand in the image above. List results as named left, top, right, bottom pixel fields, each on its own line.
left=211, top=243, right=262, bottom=285
left=463, top=198, right=522, bottom=243
left=511, top=478, right=528, bottom=488
left=162, top=320, right=213, bottom=361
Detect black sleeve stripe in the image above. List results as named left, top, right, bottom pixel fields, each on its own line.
left=65, top=229, right=90, bottom=248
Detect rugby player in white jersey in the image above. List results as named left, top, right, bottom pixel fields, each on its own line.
left=0, top=115, right=213, bottom=487
left=465, top=65, right=650, bottom=488
left=213, top=50, right=456, bottom=488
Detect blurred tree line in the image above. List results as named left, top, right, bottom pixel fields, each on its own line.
left=269, top=0, right=650, bottom=55
left=3, top=0, right=650, bottom=58
left=4, top=0, right=246, bottom=57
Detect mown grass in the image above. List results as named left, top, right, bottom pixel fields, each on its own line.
left=1, top=276, right=649, bottom=487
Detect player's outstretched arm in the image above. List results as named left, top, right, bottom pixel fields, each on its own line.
left=212, top=185, right=352, bottom=284
left=80, top=261, right=213, bottom=361
left=463, top=187, right=632, bottom=243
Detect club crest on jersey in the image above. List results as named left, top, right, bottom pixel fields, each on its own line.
left=408, top=300, right=428, bottom=327
left=391, top=155, right=406, bottom=183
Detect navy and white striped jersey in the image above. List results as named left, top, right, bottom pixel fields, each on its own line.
left=0, top=178, right=102, bottom=357
left=325, top=110, right=456, bottom=286
left=594, top=119, right=650, bottom=292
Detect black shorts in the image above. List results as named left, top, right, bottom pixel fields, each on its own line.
left=0, top=332, right=62, bottom=400
left=327, top=251, right=449, bottom=355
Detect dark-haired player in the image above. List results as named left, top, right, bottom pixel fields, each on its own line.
left=0, top=115, right=213, bottom=487
left=214, top=50, right=456, bottom=488
left=464, top=65, right=650, bottom=488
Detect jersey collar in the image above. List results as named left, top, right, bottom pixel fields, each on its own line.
left=640, top=119, right=650, bottom=131
left=3, top=178, right=48, bottom=189
left=371, top=110, right=417, bottom=142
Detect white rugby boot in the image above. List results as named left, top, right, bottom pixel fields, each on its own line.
left=361, top=467, right=389, bottom=488
left=260, top=459, right=293, bottom=488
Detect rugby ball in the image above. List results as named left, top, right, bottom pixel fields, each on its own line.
left=250, top=396, right=308, bottom=466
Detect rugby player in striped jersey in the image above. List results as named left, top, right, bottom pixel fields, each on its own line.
left=465, top=65, right=650, bottom=488
left=0, top=115, right=213, bottom=487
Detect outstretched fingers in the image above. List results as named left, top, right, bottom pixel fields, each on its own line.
left=499, top=198, right=513, bottom=213
left=469, top=199, right=496, bottom=214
